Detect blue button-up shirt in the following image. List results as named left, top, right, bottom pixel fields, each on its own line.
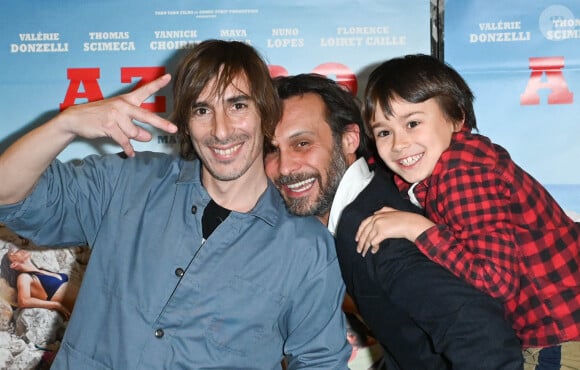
left=0, top=152, right=349, bottom=370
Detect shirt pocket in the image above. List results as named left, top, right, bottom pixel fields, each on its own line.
left=205, top=274, right=285, bottom=358
left=59, top=340, right=113, bottom=370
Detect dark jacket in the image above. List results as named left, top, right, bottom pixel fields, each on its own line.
left=335, top=166, right=523, bottom=369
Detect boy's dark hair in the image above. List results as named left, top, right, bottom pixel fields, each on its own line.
left=362, top=54, right=477, bottom=138
left=273, top=73, right=372, bottom=161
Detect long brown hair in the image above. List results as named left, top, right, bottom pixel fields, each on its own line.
left=171, top=39, right=282, bottom=160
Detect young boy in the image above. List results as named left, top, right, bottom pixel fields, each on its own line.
left=355, top=53, right=580, bottom=369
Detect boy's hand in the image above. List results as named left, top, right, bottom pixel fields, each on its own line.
left=355, top=207, right=435, bottom=257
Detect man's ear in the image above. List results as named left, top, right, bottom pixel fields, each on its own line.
left=342, top=124, right=360, bottom=156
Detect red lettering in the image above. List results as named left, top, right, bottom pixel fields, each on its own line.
left=520, top=56, right=573, bottom=105
left=268, top=65, right=288, bottom=78
left=312, top=62, right=357, bottom=95
left=60, top=63, right=361, bottom=112
left=59, top=68, right=103, bottom=111
left=121, top=67, right=167, bottom=113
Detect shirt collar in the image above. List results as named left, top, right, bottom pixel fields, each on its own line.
left=175, top=158, right=201, bottom=185
left=175, top=158, right=281, bottom=227
left=327, top=157, right=374, bottom=235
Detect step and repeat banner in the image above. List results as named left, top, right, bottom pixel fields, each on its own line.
left=0, top=1, right=431, bottom=369
left=444, top=0, right=580, bottom=214
left=0, top=0, right=430, bottom=163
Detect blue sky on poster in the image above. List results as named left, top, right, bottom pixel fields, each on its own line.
left=445, top=0, right=580, bottom=211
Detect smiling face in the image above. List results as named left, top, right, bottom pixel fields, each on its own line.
left=371, top=97, right=461, bottom=184
left=265, top=93, right=347, bottom=219
left=188, top=73, right=265, bottom=186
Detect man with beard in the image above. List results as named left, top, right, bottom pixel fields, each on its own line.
left=265, top=73, right=523, bottom=369
left=0, top=41, right=350, bottom=370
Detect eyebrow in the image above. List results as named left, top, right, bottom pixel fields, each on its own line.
left=271, top=129, right=315, bottom=147
left=226, top=94, right=252, bottom=104
left=192, top=93, right=252, bottom=108
left=287, top=130, right=316, bottom=140
left=403, top=110, right=423, bottom=117
left=370, top=121, right=387, bottom=130
left=371, top=110, right=423, bottom=129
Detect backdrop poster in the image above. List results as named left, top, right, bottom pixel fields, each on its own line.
left=0, top=1, right=431, bottom=369
left=444, top=0, right=580, bottom=214
left=1, top=0, right=430, bottom=162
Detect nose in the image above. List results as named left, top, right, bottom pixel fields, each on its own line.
left=211, top=108, right=233, bottom=140
left=391, top=131, right=409, bottom=152
left=277, top=149, right=301, bottom=177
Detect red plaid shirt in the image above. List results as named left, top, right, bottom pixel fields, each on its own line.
left=394, top=130, right=580, bottom=348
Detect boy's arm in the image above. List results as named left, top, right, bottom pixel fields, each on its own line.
left=354, top=167, right=519, bottom=301
left=356, top=207, right=434, bottom=256
left=414, top=166, right=520, bottom=301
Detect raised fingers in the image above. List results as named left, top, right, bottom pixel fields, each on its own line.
left=106, top=108, right=141, bottom=157
left=127, top=73, right=172, bottom=104
left=121, top=74, right=177, bottom=134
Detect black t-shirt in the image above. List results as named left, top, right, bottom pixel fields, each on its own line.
left=202, top=199, right=231, bottom=240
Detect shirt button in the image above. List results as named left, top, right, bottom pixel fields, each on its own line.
left=175, top=268, right=185, bottom=277
left=154, top=328, right=164, bottom=338
left=191, top=205, right=197, bottom=214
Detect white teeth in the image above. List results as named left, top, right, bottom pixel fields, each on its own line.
left=287, top=178, right=315, bottom=192
left=213, top=144, right=241, bottom=156
left=400, top=153, right=423, bottom=166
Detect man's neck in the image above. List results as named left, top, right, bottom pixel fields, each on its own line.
left=202, top=161, right=268, bottom=213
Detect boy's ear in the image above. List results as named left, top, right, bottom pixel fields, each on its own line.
left=453, top=118, right=465, bottom=133
left=342, top=124, right=360, bottom=156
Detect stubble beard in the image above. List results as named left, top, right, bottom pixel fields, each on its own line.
left=278, top=144, right=348, bottom=217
